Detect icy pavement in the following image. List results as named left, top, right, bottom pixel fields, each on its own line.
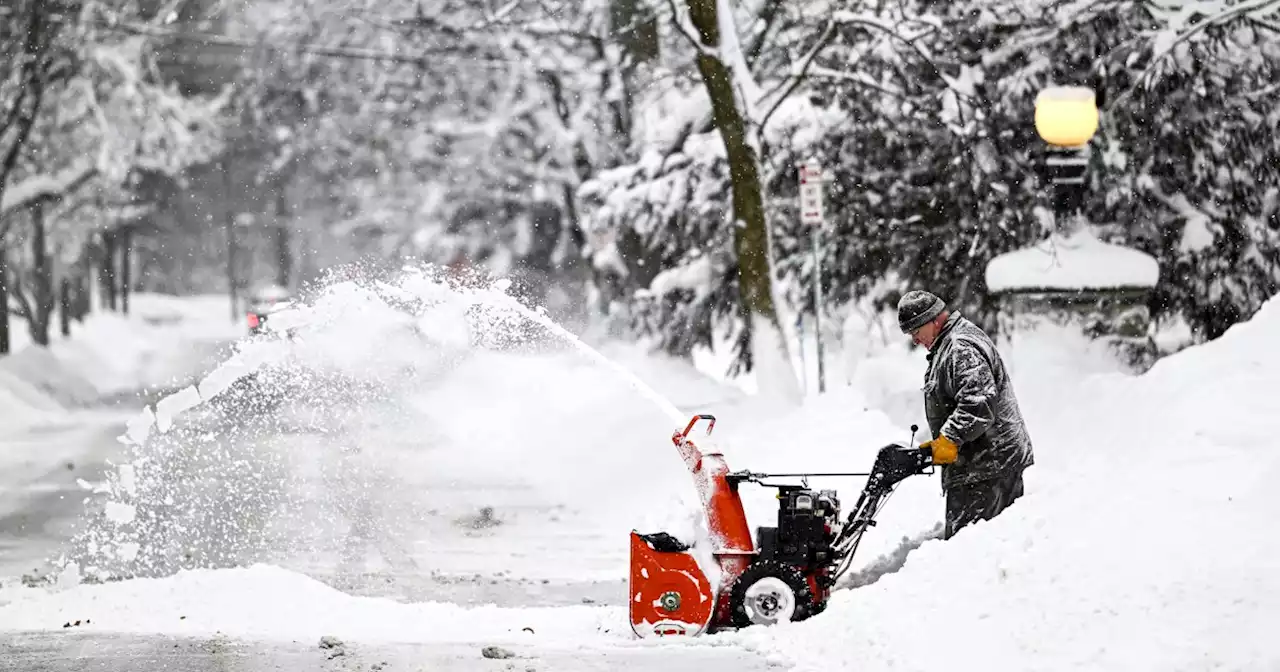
left=0, top=413, right=133, bottom=583
left=3, top=630, right=779, bottom=672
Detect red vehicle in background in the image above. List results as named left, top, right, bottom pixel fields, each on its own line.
left=246, top=284, right=294, bottom=335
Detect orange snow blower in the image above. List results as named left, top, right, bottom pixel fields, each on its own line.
left=628, top=414, right=932, bottom=637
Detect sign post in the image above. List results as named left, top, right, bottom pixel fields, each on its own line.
left=798, top=159, right=827, bottom=394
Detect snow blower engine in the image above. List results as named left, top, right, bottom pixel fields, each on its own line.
left=628, top=414, right=932, bottom=637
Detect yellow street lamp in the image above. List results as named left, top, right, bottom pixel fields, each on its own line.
left=1034, top=86, right=1099, bottom=148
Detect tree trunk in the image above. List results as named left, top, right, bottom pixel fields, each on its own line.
left=684, top=0, right=799, bottom=401
left=607, top=0, right=653, bottom=141
left=0, top=2, right=56, bottom=353
left=120, top=226, right=132, bottom=315
left=223, top=160, right=238, bottom=320
left=0, top=247, right=9, bottom=355
left=275, top=189, right=291, bottom=288
left=59, top=277, right=71, bottom=337
left=29, top=201, right=52, bottom=346
left=102, top=230, right=118, bottom=311
left=76, top=248, right=91, bottom=321
left=0, top=4, right=49, bottom=227
left=75, top=276, right=89, bottom=321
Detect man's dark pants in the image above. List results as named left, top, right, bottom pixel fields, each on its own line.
left=943, top=467, right=1026, bottom=540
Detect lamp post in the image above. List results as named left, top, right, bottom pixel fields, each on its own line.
left=1034, top=86, right=1099, bottom=234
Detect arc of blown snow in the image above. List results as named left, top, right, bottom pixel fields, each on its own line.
left=115, top=305, right=314, bottom=448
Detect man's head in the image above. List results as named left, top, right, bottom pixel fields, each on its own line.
left=898, top=290, right=950, bottom=349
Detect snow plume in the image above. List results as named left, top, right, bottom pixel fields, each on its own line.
left=48, top=266, right=476, bottom=578
left=52, top=262, right=709, bottom=588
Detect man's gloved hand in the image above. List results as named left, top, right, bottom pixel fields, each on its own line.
left=873, top=444, right=933, bottom=485
left=920, top=434, right=959, bottom=464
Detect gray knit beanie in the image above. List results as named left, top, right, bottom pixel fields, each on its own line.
left=897, top=290, right=946, bottom=333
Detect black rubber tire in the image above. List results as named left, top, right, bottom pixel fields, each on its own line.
left=727, top=560, right=816, bottom=629
left=809, top=597, right=828, bottom=617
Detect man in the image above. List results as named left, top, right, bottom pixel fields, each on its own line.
left=897, top=290, right=1034, bottom=540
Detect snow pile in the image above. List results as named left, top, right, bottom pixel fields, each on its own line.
left=0, top=362, right=70, bottom=427
left=996, top=315, right=1138, bottom=422
left=52, top=294, right=242, bottom=396
left=843, top=342, right=927, bottom=430
left=0, top=345, right=103, bottom=410
left=0, top=563, right=626, bottom=645
left=985, top=228, right=1160, bottom=293
left=1, top=293, right=241, bottom=405
left=734, top=297, right=1280, bottom=671
left=0, top=294, right=241, bottom=427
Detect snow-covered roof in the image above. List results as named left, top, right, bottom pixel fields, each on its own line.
left=985, top=229, right=1159, bottom=294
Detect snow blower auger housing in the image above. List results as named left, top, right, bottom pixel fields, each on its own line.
left=629, top=414, right=932, bottom=638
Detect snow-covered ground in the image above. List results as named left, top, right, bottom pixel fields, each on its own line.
left=0, top=269, right=1275, bottom=671
left=730, top=308, right=1280, bottom=671
left=0, top=294, right=243, bottom=428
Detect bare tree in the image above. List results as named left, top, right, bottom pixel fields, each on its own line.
left=1, top=0, right=226, bottom=350
left=648, top=0, right=842, bottom=400
left=0, top=0, right=79, bottom=353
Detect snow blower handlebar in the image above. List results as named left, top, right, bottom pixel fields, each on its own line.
left=725, top=425, right=930, bottom=489
left=827, top=427, right=935, bottom=581
left=724, top=424, right=935, bottom=585
left=726, top=470, right=869, bottom=483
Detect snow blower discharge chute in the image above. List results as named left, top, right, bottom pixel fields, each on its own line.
left=629, top=414, right=933, bottom=637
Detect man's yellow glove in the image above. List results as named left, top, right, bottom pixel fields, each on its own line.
left=920, top=434, right=959, bottom=464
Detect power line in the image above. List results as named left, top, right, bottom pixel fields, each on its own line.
left=100, top=19, right=562, bottom=71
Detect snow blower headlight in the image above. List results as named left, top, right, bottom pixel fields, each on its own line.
left=795, top=494, right=813, bottom=511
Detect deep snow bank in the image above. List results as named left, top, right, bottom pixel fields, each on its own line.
left=0, top=294, right=241, bottom=427
left=733, top=298, right=1280, bottom=671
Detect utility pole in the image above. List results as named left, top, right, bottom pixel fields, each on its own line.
left=798, top=158, right=828, bottom=394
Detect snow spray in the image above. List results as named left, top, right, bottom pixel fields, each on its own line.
left=475, top=286, right=688, bottom=427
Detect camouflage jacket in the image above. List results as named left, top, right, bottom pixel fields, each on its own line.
left=923, top=313, right=1035, bottom=488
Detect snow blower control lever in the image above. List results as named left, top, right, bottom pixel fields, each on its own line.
left=628, top=417, right=933, bottom=639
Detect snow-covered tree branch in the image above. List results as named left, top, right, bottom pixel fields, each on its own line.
left=0, top=0, right=228, bottom=350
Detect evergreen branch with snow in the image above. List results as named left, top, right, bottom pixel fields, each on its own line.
left=756, top=19, right=838, bottom=151
left=1112, top=0, right=1280, bottom=106
left=829, top=11, right=970, bottom=103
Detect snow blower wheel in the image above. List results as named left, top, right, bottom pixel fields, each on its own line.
left=729, top=560, right=814, bottom=628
